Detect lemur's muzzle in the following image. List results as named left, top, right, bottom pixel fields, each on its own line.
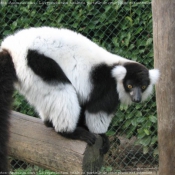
left=130, top=87, right=142, bottom=103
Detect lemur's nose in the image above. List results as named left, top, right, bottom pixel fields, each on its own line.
left=131, top=87, right=142, bottom=103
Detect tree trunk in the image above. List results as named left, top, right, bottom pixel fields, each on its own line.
left=152, top=0, right=175, bottom=174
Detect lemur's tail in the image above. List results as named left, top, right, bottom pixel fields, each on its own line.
left=0, top=50, right=17, bottom=174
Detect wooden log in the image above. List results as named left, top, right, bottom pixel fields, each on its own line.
left=9, top=111, right=104, bottom=174
left=152, top=1, right=175, bottom=175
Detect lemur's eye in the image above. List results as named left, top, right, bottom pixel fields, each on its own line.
left=142, top=85, right=146, bottom=90
left=127, top=85, right=132, bottom=89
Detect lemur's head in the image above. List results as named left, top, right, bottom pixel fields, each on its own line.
left=112, top=62, right=160, bottom=105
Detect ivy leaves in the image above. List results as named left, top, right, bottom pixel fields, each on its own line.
left=1, top=0, right=156, bottom=155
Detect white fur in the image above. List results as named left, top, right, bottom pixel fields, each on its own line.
left=1, top=27, right=130, bottom=104
left=112, top=66, right=127, bottom=82
left=149, top=69, right=160, bottom=84
left=15, top=78, right=80, bottom=132
left=112, top=65, right=133, bottom=105
left=0, top=26, right=159, bottom=133
left=142, top=69, right=160, bottom=102
left=142, top=84, right=153, bottom=102
left=117, top=82, right=133, bottom=105
left=85, top=111, right=114, bottom=134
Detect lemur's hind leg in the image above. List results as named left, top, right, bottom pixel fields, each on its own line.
left=39, top=84, right=96, bottom=145
left=27, top=50, right=96, bottom=145
left=44, top=116, right=96, bottom=145
left=85, top=111, right=114, bottom=154
left=44, top=118, right=96, bottom=145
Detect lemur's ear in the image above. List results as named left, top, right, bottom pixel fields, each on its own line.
left=112, top=65, right=126, bottom=81
left=149, top=69, right=160, bottom=84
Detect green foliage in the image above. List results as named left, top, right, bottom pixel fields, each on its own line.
left=107, top=96, right=158, bottom=155
left=12, top=91, right=38, bottom=117
left=101, top=166, right=113, bottom=173
left=13, top=165, right=60, bottom=175
left=1, top=0, right=157, bottom=152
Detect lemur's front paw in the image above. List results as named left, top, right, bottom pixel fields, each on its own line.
left=86, top=133, right=97, bottom=146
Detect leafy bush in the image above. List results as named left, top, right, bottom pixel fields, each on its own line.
left=12, top=91, right=38, bottom=117
left=1, top=0, right=157, bottom=153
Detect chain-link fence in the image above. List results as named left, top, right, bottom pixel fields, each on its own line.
left=0, top=0, right=158, bottom=174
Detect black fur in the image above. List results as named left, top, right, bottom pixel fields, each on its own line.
left=44, top=120, right=54, bottom=128
left=27, top=50, right=70, bottom=84
left=123, top=62, right=150, bottom=92
left=86, top=64, right=119, bottom=114
left=78, top=108, right=110, bottom=154
left=0, top=50, right=152, bottom=159
left=44, top=108, right=97, bottom=146
left=77, top=105, right=88, bottom=130
left=59, top=127, right=96, bottom=146
left=0, top=50, right=16, bottom=174
left=44, top=107, right=88, bottom=130
left=99, top=134, right=110, bottom=155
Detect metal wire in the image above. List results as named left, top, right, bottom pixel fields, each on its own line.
left=0, top=0, right=158, bottom=173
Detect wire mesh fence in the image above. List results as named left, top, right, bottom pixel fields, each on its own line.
left=0, top=0, right=158, bottom=174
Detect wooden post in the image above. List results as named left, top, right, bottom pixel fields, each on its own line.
left=152, top=1, right=175, bottom=174
left=9, top=111, right=103, bottom=174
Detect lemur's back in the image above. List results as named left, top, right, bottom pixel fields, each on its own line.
left=1, top=27, right=115, bottom=103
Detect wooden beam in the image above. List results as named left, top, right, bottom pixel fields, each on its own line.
left=9, top=111, right=103, bottom=174
left=152, top=0, right=175, bottom=175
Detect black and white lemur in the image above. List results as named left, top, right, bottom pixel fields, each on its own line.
left=0, top=27, right=159, bottom=173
